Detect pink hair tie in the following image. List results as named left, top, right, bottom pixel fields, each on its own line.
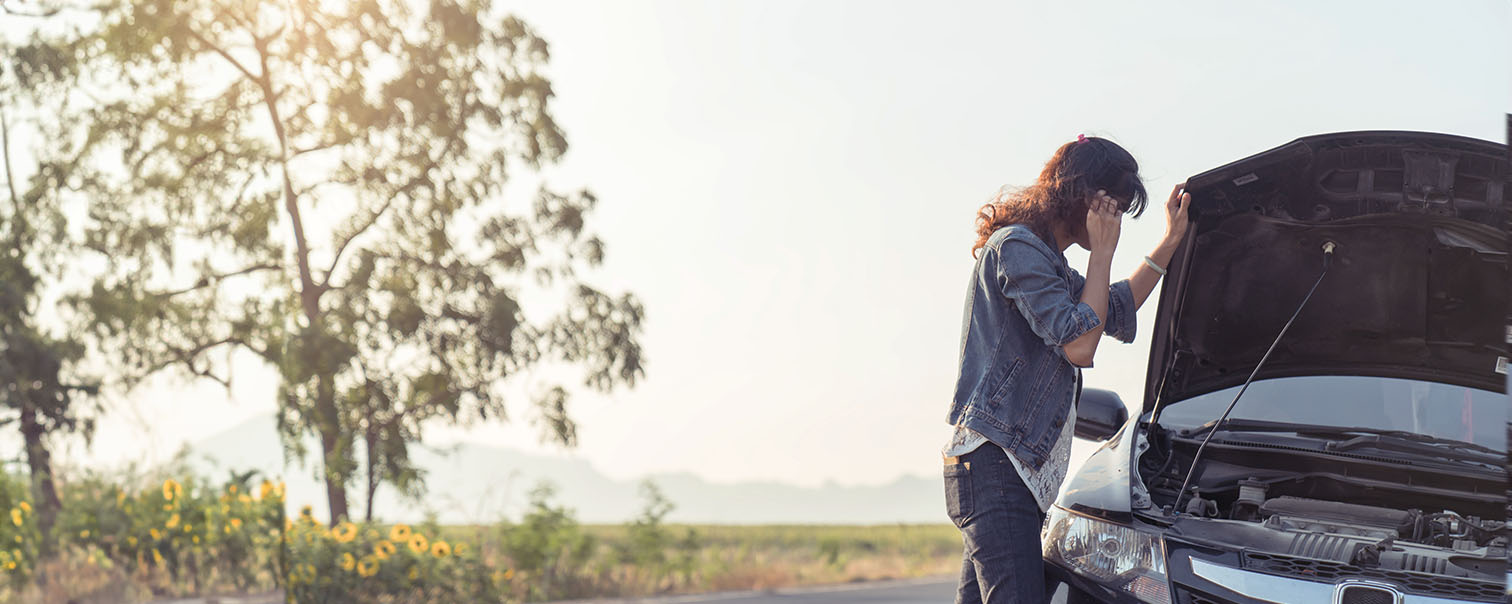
left=1076, top=134, right=1088, bottom=144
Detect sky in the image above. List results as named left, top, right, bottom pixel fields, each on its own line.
left=7, top=1, right=1510, bottom=514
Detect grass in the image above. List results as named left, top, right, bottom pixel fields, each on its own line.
left=14, top=524, right=963, bottom=603
left=445, top=522, right=963, bottom=598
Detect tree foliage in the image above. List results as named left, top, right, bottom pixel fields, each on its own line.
left=69, top=0, right=644, bottom=522
left=1, top=17, right=100, bottom=557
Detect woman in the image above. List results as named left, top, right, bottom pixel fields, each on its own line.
left=943, top=135, right=1190, bottom=603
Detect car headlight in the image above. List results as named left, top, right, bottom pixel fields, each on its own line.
left=1043, top=506, right=1170, bottom=604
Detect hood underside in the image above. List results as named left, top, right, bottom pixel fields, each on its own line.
left=1145, top=131, right=1509, bottom=411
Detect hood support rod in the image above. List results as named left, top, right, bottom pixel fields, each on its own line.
left=1173, top=241, right=1337, bottom=515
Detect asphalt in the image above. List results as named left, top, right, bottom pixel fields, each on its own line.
left=548, top=577, right=958, bottom=604
left=142, top=577, right=960, bottom=604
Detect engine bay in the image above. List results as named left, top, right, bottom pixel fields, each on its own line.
left=1134, top=425, right=1507, bottom=582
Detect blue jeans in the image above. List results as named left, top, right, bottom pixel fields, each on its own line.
left=944, top=443, right=1048, bottom=604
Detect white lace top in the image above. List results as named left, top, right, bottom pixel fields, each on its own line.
left=942, top=401, right=1077, bottom=514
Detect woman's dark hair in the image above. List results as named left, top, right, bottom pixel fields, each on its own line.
left=972, top=136, right=1148, bottom=258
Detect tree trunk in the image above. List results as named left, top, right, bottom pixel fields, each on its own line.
left=364, top=423, right=378, bottom=523
left=315, top=374, right=348, bottom=526
left=19, top=403, right=59, bottom=558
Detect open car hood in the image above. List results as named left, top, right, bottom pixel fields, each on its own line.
left=1144, top=131, right=1509, bottom=413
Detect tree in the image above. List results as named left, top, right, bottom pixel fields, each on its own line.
left=0, top=19, right=99, bottom=558
left=72, top=0, right=644, bottom=523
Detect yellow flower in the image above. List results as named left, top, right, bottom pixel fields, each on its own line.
left=374, top=540, right=397, bottom=560
left=162, top=504, right=172, bottom=511
left=339, top=551, right=356, bottom=571
left=166, top=513, right=180, bottom=529
left=503, top=568, right=514, bottom=581
left=183, top=524, right=192, bottom=533
left=299, top=505, right=313, bottom=519
left=407, top=533, right=428, bottom=554
left=152, top=549, right=163, bottom=564
left=3, top=561, right=13, bottom=570
left=150, top=528, right=161, bottom=540
left=356, top=555, right=379, bottom=577
left=127, top=536, right=137, bottom=546
left=258, top=480, right=274, bottom=500
left=454, top=543, right=468, bottom=555
left=79, top=530, right=90, bottom=539
left=116, top=491, right=126, bottom=506
left=192, top=535, right=199, bottom=544
left=228, top=484, right=238, bottom=494
left=17, top=502, right=29, bottom=514
left=388, top=524, right=411, bottom=542
left=333, top=521, right=358, bottom=543
left=237, top=494, right=251, bottom=504
left=430, top=540, right=450, bottom=558
left=162, top=479, right=181, bottom=502
left=9, top=509, right=20, bottom=527
left=408, top=565, right=419, bottom=580
left=229, top=518, right=242, bottom=530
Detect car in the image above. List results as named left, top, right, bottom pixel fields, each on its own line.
left=1041, top=131, right=1509, bottom=604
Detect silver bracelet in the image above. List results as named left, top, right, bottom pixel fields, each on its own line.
left=1143, top=255, right=1168, bottom=276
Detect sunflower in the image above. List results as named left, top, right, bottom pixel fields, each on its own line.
left=16, top=502, right=29, bottom=514
left=258, top=480, right=274, bottom=500
left=149, top=528, right=162, bottom=541
left=339, top=552, right=356, bottom=572
left=162, top=479, right=181, bottom=502
left=333, top=521, right=358, bottom=543
left=8, top=510, right=19, bottom=527
left=388, top=524, right=411, bottom=542
left=407, top=533, right=428, bottom=554
left=357, top=555, right=379, bottom=577
left=166, top=513, right=180, bottom=529
left=374, top=540, right=397, bottom=560
left=430, top=540, right=450, bottom=558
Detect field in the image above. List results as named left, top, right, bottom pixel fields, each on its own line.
left=491, top=523, right=962, bottom=598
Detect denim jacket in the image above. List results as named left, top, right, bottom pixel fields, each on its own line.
left=947, top=224, right=1137, bottom=471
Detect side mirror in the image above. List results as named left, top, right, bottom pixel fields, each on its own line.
left=1075, top=388, right=1127, bottom=441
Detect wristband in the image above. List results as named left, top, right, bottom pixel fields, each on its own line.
left=1143, top=256, right=1168, bottom=276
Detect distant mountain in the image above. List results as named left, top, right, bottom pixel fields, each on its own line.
left=186, top=415, right=946, bottom=525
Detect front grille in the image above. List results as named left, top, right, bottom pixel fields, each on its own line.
left=1339, top=584, right=1396, bottom=604
left=1173, top=585, right=1235, bottom=604
left=1243, top=552, right=1502, bottom=602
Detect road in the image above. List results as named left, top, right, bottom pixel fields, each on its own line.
left=144, top=577, right=960, bottom=604
left=550, top=577, right=957, bottom=604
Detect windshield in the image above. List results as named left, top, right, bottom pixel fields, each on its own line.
left=1155, top=376, right=1505, bottom=453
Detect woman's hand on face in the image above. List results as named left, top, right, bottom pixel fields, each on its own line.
left=1085, top=189, right=1122, bottom=256
left=1163, top=183, right=1191, bottom=245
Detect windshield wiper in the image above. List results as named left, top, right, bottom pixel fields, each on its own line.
left=1174, top=418, right=1503, bottom=465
